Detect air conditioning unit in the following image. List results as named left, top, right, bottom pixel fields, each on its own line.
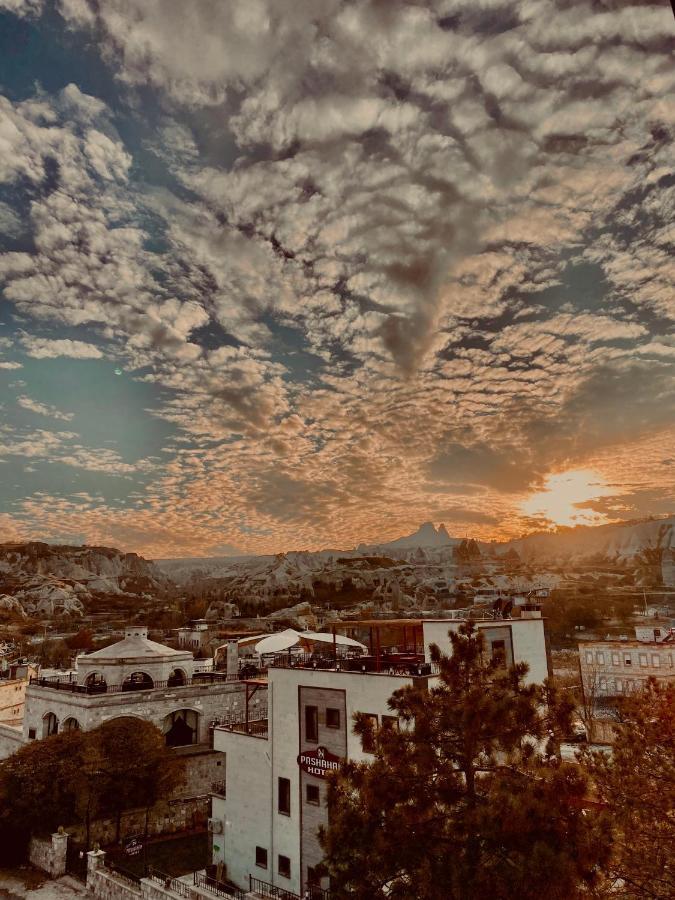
left=208, top=818, right=223, bottom=835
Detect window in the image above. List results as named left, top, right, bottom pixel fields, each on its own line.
left=598, top=678, right=607, bottom=692
left=381, top=715, right=399, bottom=731
left=326, top=707, right=340, bottom=729
left=28, top=728, right=36, bottom=740
left=596, top=652, right=605, bottom=665
left=611, top=653, right=620, bottom=666
left=585, top=651, right=593, bottom=664
left=305, top=705, right=319, bottom=743
left=616, top=679, right=623, bottom=693
left=624, top=654, right=632, bottom=666
left=278, top=777, right=291, bottom=816
left=491, top=640, right=506, bottom=666
left=359, top=713, right=378, bottom=753
left=652, top=655, right=660, bottom=667
left=306, top=783, right=320, bottom=805
left=639, top=653, right=648, bottom=667
left=278, top=855, right=291, bottom=879
left=307, top=866, right=320, bottom=887
left=255, top=847, right=268, bottom=869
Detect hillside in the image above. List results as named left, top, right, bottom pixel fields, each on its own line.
left=502, top=516, right=675, bottom=563
left=0, top=542, right=170, bottom=619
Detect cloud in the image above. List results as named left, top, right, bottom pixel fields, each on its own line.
left=17, top=395, right=74, bottom=421
left=19, top=336, right=104, bottom=359
left=0, top=2, right=672, bottom=555
left=0, top=361, right=23, bottom=370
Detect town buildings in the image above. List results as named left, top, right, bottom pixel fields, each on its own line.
left=0, top=626, right=249, bottom=793
left=578, top=627, right=675, bottom=742
left=209, top=612, right=550, bottom=898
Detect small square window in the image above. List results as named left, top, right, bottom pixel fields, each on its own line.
left=306, top=783, right=320, bottom=805
left=624, top=655, right=632, bottom=666
left=255, top=847, right=267, bottom=869
left=278, top=855, right=291, bottom=879
left=381, top=715, right=398, bottom=731
left=28, top=728, right=36, bottom=740
left=326, top=708, right=340, bottom=729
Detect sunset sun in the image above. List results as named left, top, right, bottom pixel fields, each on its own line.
left=521, top=469, right=616, bottom=529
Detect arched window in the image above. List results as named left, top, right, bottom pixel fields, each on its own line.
left=168, top=668, right=187, bottom=687
left=85, top=672, right=107, bottom=693
left=122, top=672, right=154, bottom=692
left=62, top=717, right=81, bottom=732
left=163, top=709, right=199, bottom=747
left=42, top=712, right=59, bottom=738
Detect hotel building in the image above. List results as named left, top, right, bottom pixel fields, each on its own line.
left=210, top=613, right=549, bottom=898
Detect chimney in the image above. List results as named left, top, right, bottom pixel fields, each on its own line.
left=125, top=626, right=148, bottom=639
left=226, top=641, right=239, bottom=678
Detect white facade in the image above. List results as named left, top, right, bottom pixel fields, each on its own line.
left=422, top=614, right=550, bottom=685
left=211, top=615, right=551, bottom=897
left=16, top=626, right=247, bottom=752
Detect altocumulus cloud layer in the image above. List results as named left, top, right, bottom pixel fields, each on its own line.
left=0, top=0, right=673, bottom=556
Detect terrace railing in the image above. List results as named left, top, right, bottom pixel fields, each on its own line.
left=195, top=867, right=247, bottom=899
left=147, top=866, right=192, bottom=899
left=267, top=652, right=437, bottom=677
left=248, top=875, right=301, bottom=900
left=29, top=671, right=243, bottom=695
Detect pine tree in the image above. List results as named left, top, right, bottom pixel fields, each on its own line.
left=320, top=622, right=610, bottom=899
left=580, top=681, right=675, bottom=899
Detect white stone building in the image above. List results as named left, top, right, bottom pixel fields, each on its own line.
left=209, top=613, right=550, bottom=897
left=7, top=627, right=247, bottom=754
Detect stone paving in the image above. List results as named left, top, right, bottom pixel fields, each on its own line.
left=0, top=868, right=87, bottom=900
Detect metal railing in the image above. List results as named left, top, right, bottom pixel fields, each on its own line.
left=147, top=866, right=192, bottom=898
left=107, top=860, right=142, bottom=890
left=29, top=672, right=242, bottom=695
left=268, top=652, right=437, bottom=677
left=222, top=719, right=268, bottom=739
left=249, top=875, right=301, bottom=900
left=194, top=869, right=247, bottom=899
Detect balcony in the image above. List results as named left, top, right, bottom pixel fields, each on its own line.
left=218, top=718, right=269, bottom=740
left=211, top=780, right=226, bottom=797
left=28, top=671, right=242, bottom=695
left=268, top=651, right=437, bottom=677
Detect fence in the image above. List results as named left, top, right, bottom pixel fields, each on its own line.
left=194, top=869, right=247, bottom=899
left=248, top=876, right=301, bottom=900
left=147, top=867, right=192, bottom=899
left=29, top=672, right=242, bottom=695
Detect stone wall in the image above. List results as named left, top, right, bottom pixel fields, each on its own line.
left=23, top=680, right=246, bottom=744
left=29, top=832, right=68, bottom=877
left=66, top=798, right=209, bottom=847
left=86, top=850, right=257, bottom=900
left=0, top=720, right=25, bottom=760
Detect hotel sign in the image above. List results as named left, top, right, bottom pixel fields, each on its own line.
left=297, top=746, right=342, bottom=778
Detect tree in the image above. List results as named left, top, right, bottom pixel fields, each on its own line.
left=320, top=623, right=610, bottom=900
left=580, top=681, right=675, bottom=899
left=0, top=718, right=184, bottom=855
left=96, top=718, right=184, bottom=845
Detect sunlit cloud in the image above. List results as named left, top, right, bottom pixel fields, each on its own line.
left=521, top=469, right=618, bottom=529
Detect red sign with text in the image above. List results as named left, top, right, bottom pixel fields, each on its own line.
left=297, top=745, right=342, bottom=778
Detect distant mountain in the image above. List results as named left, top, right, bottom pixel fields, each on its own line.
left=0, top=542, right=169, bottom=619
left=358, top=522, right=458, bottom=552
left=501, top=516, right=675, bottom=562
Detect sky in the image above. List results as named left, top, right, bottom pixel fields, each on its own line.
left=0, top=0, right=673, bottom=559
